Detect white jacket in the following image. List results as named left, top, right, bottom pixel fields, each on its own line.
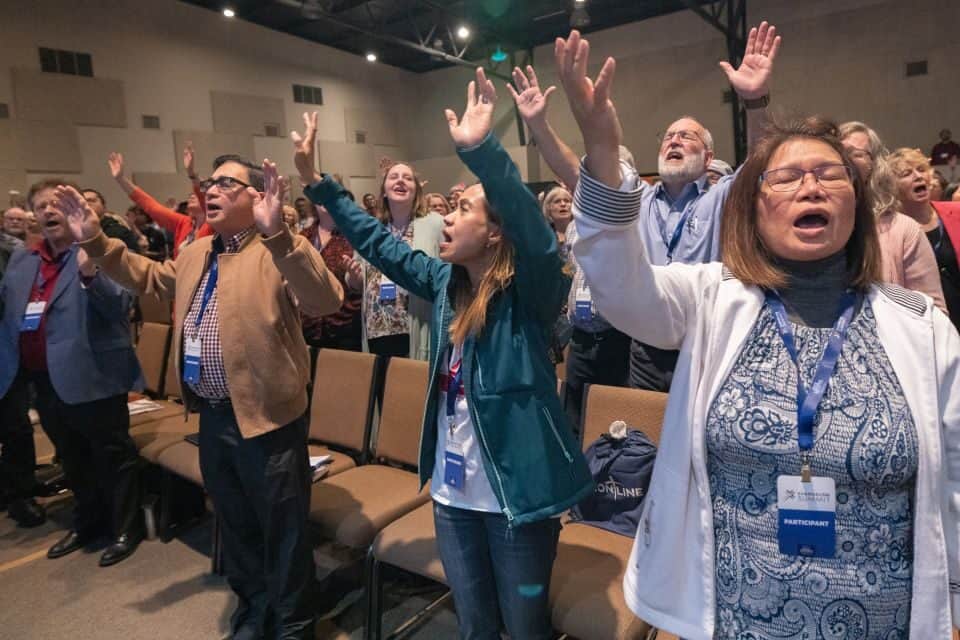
left=571, top=164, right=960, bottom=640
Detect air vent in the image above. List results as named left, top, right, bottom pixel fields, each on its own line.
left=906, top=60, right=928, bottom=77
left=0, top=103, right=8, bottom=119
left=38, top=47, right=94, bottom=77
left=142, top=114, right=161, bottom=129
left=355, top=131, right=367, bottom=144
left=293, top=83, right=323, bottom=105
left=264, top=123, right=281, bottom=137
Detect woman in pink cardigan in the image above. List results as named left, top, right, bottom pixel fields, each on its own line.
left=840, top=121, right=946, bottom=311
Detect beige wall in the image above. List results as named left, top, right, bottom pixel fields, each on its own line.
left=0, top=0, right=419, bottom=208
left=404, top=0, right=960, bottom=187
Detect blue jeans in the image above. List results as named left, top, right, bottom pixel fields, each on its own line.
left=433, top=501, right=561, bottom=640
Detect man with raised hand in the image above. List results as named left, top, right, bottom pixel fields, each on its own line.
left=0, top=179, right=143, bottom=557
left=58, top=155, right=343, bottom=640
left=533, top=22, right=780, bottom=391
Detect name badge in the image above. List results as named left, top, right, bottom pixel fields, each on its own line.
left=443, top=442, right=465, bottom=489
left=20, top=301, right=46, bottom=332
left=777, top=475, right=836, bottom=558
left=379, top=275, right=397, bottom=303
left=574, top=286, right=593, bottom=322
left=183, top=337, right=202, bottom=384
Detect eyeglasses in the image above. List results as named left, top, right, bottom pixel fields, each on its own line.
left=198, top=176, right=251, bottom=193
left=845, top=149, right=873, bottom=162
left=760, top=164, right=853, bottom=192
left=661, top=130, right=705, bottom=146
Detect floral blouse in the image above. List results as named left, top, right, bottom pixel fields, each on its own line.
left=362, top=221, right=414, bottom=340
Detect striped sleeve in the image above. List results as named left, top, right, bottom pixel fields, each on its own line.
left=573, top=158, right=644, bottom=227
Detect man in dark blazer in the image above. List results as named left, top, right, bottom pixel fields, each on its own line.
left=0, top=178, right=145, bottom=566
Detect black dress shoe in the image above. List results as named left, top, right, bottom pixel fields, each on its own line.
left=48, top=530, right=85, bottom=559
left=99, top=532, right=142, bottom=567
left=8, top=498, right=46, bottom=528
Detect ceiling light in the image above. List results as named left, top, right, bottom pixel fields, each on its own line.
left=222, top=8, right=235, bottom=18
left=366, top=52, right=377, bottom=62
left=491, top=46, right=508, bottom=63
left=456, top=25, right=470, bottom=40
left=570, top=7, right=590, bottom=28
left=574, top=0, right=587, bottom=4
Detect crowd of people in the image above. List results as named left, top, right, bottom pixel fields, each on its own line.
left=1, top=17, right=959, bottom=640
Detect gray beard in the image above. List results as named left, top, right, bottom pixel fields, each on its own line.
left=658, top=153, right=707, bottom=188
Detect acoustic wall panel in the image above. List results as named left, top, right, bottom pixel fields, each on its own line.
left=211, top=91, right=285, bottom=138
left=316, top=140, right=374, bottom=179
left=14, top=120, right=81, bottom=173
left=344, top=108, right=401, bottom=147
left=132, top=172, right=195, bottom=206
left=0, top=169, right=28, bottom=204
left=12, top=69, right=126, bottom=127
left=0, top=121, right=17, bottom=171
left=171, top=130, right=254, bottom=176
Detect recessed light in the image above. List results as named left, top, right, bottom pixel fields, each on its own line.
left=366, top=52, right=377, bottom=62
left=222, top=8, right=235, bottom=17
left=456, top=25, right=470, bottom=40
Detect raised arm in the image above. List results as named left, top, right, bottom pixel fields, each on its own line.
left=718, top=21, right=781, bottom=148
left=448, top=67, right=568, bottom=320
left=247, top=160, right=343, bottom=317
left=508, top=65, right=579, bottom=189
left=293, top=112, right=444, bottom=302
left=57, top=186, right=178, bottom=300
left=183, top=141, right=208, bottom=216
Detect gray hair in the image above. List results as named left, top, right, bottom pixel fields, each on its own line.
left=671, top=115, right=715, bottom=151
left=839, top=121, right=897, bottom=218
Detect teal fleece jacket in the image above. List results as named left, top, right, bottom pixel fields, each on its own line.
left=305, top=134, right=593, bottom=525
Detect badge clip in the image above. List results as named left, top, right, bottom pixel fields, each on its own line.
left=800, top=453, right=812, bottom=483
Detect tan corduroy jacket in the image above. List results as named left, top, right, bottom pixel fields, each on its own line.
left=80, top=227, right=343, bottom=438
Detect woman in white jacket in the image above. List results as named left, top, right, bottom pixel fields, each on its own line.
left=558, top=32, right=960, bottom=640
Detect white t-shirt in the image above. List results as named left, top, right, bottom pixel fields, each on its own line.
left=430, top=344, right=501, bottom=513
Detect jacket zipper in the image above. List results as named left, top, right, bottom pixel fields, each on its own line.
left=417, top=289, right=446, bottom=472
left=541, top=407, right=574, bottom=462
left=470, top=356, right=514, bottom=523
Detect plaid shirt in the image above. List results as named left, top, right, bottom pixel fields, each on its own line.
left=182, top=227, right=254, bottom=399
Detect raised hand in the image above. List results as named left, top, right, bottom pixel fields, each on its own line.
left=718, top=21, right=781, bottom=100
left=508, top=65, right=556, bottom=126
left=108, top=152, right=125, bottom=181
left=554, top=31, right=622, bottom=152
left=290, top=112, right=320, bottom=185
left=183, top=142, right=197, bottom=179
left=345, top=257, right=363, bottom=290
left=55, top=186, right=102, bottom=242
left=445, top=67, right=496, bottom=149
left=248, top=159, right=287, bottom=237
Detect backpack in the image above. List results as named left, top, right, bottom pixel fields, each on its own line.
left=570, top=421, right=657, bottom=537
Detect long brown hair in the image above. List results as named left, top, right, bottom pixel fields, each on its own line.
left=377, top=162, right=427, bottom=224
left=720, top=115, right=882, bottom=291
left=448, top=195, right=515, bottom=345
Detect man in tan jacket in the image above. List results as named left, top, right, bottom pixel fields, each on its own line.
left=58, top=156, right=343, bottom=640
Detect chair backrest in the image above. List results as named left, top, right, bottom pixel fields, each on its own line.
left=163, top=340, right=181, bottom=400
left=375, top=357, right=429, bottom=467
left=139, top=293, right=172, bottom=324
left=580, top=384, right=668, bottom=449
left=309, top=349, right=378, bottom=455
left=135, top=322, right=172, bottom=397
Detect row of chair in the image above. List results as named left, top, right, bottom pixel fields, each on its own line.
left=128, top=317, right=677, bottom=640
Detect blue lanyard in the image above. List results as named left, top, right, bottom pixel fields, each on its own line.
left=665, top=207, right=694, bottom=263
left=765, top=289, right=859, bottom=479
left=194, top=244, right=223, bottom=327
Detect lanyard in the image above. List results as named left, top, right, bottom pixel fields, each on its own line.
left=194, top=245, right=223, bottom=328
left=665, top=207, right=694, bottom=263
left=445, top=356, right=464, bottom=434
left=765, top=289, right=859, bottom=481
left=33, top=248, right=70, bottom=295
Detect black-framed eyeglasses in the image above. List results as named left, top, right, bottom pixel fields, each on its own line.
left=759, top=164, right=853, bottom=192
left=199, top=176, right=251, bottom=193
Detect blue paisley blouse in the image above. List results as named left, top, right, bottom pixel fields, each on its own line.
left=705, top=300, right=918, bottom=640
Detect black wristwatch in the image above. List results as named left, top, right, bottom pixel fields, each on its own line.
left=743, top=94, right=770, bottom=110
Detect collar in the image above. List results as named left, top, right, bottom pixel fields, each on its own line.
left=653, top=174, right=709, bottom=203
left=216, top=226, right=256, bottom=254
left=31, top=239, right=72, bottom=263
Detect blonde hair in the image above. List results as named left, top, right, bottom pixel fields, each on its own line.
left=888, top=148, right=931, bottom=176
left=377, top=162, right=427, bottom=224
left=448, top=197, right=515, bottom=345
left=425, top=192, right=451, bottom=215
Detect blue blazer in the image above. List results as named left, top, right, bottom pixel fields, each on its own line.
left=0, top=245, right=142, bottom=404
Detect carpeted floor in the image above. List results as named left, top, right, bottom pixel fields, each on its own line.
left=0, top=499, right=459, bottom=639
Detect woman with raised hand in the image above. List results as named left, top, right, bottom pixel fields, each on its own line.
left=296, top=68, right=592, bottom=640
left=561, top=27, right=960, bottom=636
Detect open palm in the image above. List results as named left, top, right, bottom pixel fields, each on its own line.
left=719, top=21, right=781, bottom=100
left=508, top=66, right=556, bottom=125
left=445, top=67, right=496, bottom=149
left=248, top=160, right=287, bottom=237
left=55, top=186, right=101, bottom=242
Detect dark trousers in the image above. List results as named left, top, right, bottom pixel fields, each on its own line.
left=564, top=327, right=632, bottom=435
left=367, top=333, right=410, bottom=358
left=628, top=340, right=679, bottom=392
left=29, top=371, right=140, bottom=538
left=0, top=372, right=39, bottom=502
left=198, top=403, right=314, bottom=640
left=433, top=502, right=561, bottom=640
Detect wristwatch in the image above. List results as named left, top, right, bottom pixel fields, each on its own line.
left=743, top=94, right=770, bottom=110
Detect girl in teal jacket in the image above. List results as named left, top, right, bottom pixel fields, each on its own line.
left=298, top=69, right=592, bottom=639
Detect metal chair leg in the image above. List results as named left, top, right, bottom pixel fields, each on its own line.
left=363, top=547, right=384, bottom=640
